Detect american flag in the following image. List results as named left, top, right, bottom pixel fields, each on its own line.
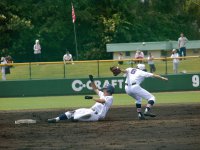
left=71, top=3, right=76, bottom=23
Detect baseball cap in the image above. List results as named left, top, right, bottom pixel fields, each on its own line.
left=137, top=64, right=146, bottom=70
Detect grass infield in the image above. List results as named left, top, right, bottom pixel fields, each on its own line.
left=0, top=91, right=199, bottom=111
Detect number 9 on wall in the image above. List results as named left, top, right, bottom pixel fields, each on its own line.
left=192, top=75, right=199, bottom=87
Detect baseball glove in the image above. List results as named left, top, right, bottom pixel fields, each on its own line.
left=110, top=66, right=121, bottom=76
left=85, top=96, right=93, bottom=99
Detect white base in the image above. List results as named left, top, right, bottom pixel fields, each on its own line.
left=15, top=119, right=36, bottom=124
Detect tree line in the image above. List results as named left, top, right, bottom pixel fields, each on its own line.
left=0, top=0, right=200, bottom=62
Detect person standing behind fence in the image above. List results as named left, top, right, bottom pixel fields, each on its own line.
left=118, top=52, right=123, bottom=65
left=33, top=39, right=41, bottom=62
left=171, top=49, right=180, bottom=74
left=134, top=50, right=144, bottom=63
left=178, top=33, right=188, bottom=58
left=0, top=56, right=13, bottom=80
left=147, top=52, right=156, bottom=73
left=63, top=50, right=74, bottom=64
left=1, top=57, right=7, bottom=80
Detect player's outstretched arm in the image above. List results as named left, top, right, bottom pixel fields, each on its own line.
left=89, top=75, right=99, bottom=95
left=120, top=68, right=127, bottom=74
left=153, top=74, right=168, bottom=81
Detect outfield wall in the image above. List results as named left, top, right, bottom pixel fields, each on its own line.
left=0, top=74, right=199, bottom=97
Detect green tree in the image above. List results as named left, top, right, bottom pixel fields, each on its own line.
left=0, top=0, right=199, bottom=62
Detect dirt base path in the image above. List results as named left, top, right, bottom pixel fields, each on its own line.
left=0, top=104, right=200, bottom=150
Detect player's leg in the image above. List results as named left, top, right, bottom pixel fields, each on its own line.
left=134, top=86, right=156, bottom=117
left=152, top=64, right=156, bottom=72
left=48, top=111, right=75, bottom=123
left=74, top=108, right=99, bottom=121
left=183, top=47, right=186, bottom=57
left=149, top=64, right=153, bottom=73
left=126, top=86, right=146, bottom=120
left=144, top=99, right=156, bottom=117
left=135, top=97, right=146, bottom=120
left=179, top=48, right=183, bottom=57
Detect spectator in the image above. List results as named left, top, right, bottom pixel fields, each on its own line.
left=118, top=52, right=123, bottom=65
left=147, top=52, right=156, bottom=73
left=63, top=50, right=74, bottom=64
left=134, top=50, right=144, bottom=63
left=178, top=33, right=188, bottom=58
left=0, top=56, right=12, bottom=80
left=171, top=49, right=180, bottom=74
left=33, top=39, right=42, bottom=62
left=1, top=57, right=7, bottom=80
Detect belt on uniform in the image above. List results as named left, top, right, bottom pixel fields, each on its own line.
left=125, top=83, right=136, bottom=86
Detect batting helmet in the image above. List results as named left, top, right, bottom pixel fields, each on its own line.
left=102, top=84, right=114, bottom=95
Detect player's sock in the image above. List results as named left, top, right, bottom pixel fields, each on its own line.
left=145, top=107, right=150, bottom=113
left=145, top=100, right=154, bottom=113
left=55, top=117, right=60, bottom=122
left=59, top=113, right=68, bottom=120
left=136, top=103, right=142, bottom=113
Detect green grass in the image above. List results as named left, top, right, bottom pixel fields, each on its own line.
left=5, top=57, right=200, bottom=80
left=0, top=91, right=199, bottom=111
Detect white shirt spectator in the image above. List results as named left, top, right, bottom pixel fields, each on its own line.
left=1, top=57, right=7, bottom=80
left=171, top=49, right=180, bottom=74
left=135, top=50, right=144, bottom=59
left=63, top=54, right=72, bottom=61
left=178, top=35, right=188, bottom=48
left=171, top=52, right=179, bottom=63
left=33, top=40, right=41, bottom=54
left=63, top=51, right=74, bottom=64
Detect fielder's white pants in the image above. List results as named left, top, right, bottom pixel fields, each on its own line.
left=65, top=108, right=100, bottom=122
left=125, top=84, right=155, bottom=104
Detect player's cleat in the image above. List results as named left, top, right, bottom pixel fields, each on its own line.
left=138, top=112, right=146, bottom=120
left=48, top=118, right=57, bottom=123
left=144, top=111, right=156, bottom=117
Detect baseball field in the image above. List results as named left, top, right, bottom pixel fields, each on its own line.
left=0, top=91, right=200, bottom=149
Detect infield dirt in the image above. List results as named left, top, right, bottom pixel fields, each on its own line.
left=0, top=104, right=200, bottom=150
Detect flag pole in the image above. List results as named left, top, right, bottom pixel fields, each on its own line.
left=73, top=22, right=78, bottom=60
left=71, top=2, right=78, bottom=60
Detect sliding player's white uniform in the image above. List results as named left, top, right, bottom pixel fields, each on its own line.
left=66, top=90, right=113, bottom=121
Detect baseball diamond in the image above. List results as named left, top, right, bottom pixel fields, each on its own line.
left=0, top=104, right=200, bottom=149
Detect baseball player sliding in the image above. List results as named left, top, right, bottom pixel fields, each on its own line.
left=110, top=64, right=168, bottom=120
left=48, top=75, right=114, bottom=123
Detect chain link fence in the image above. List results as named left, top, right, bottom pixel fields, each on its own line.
left=0, top=56, right=199, bottom=80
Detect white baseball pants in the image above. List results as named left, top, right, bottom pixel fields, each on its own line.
left=65, top=108, right=100, bottom=122
left=125, top=84, right=155, bottom=104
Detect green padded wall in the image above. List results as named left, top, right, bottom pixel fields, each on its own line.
left=0, top=74, right=199, bottom=97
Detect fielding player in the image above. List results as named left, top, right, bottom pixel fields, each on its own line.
left=110, top=64, right=168, bottom=120
left=48, top=75, right=114, bottom=123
